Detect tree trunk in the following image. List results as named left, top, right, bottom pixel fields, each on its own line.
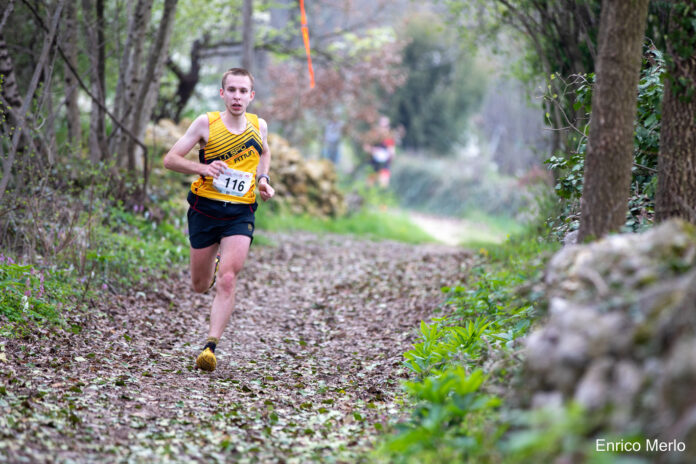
left=96, top=0, right=107, bottom=156
left=62, top=0, right=81, bottom=148
left=110, top=0, right=154, bottom=168
left=655, top=4, right=696, bottom=223
left=0, top=32, right=24, bottom=201
left=0, top=0, right=65, bottom=203
left=121, top=0, right=154, bottom=171
left=242, top=0, right=254, bottom=71
left=41, top=51, right=58, bottom=165
left=0, top=0, right=15, bottom=36
left=127, top=0, right=179, bottom=195
left=577, top=0, right=650, bottom=242
left=110, top=0, right=134, bottom=150
left=81, top=0, right=108, bottom=163
left=0, top=34, right=22, bottom=110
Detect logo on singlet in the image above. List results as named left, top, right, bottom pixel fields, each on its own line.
left=218, top=143, right=248, bottom=162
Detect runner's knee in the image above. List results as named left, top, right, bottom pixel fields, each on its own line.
left=191, top=276, right=210, bottom=293
left=216, top=270, right=237, bottom=293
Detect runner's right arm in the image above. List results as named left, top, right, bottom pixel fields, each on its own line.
left=163, top=114, right=227, bottom=179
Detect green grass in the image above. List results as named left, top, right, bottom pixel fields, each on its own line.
left=255, top=204, right=435, bottom=244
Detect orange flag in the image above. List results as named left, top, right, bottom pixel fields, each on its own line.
left=299, top=0, right=315, bottom=88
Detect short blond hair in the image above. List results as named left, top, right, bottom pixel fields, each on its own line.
left=221, top=68, right=255, bottom=91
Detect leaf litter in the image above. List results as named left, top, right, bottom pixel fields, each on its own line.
left=0, top=231, right=471, bottom=462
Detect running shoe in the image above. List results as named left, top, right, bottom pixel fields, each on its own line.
left=196, top=346, right=217, bottom=372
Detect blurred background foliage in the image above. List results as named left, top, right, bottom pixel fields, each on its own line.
left=5, top=0, right=691, bottom=461
left=385, top=12, right=487, bottom=155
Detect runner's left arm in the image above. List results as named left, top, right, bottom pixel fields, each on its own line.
left=257, top=118, right=275, bottom=202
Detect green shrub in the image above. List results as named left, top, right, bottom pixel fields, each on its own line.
left=376, top=232, right=558, bottom=462
left=379, top=368, right=503, bottom=463
left=87, top=205, right=189, bottom=288
left=0, top=172, right=190, bottom=335
left=0, top=258, right=83, bottom=335
left=544, top=49, right=664, bottom=237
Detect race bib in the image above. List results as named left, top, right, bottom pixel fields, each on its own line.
left=212, top=168, right=253, bottom=197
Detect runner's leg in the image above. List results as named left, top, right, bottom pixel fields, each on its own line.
left=379, top=168, right=391, bottom=188
left=190, top=243, right=220, bottom=293
left=208, top=234, right=251, bottom=339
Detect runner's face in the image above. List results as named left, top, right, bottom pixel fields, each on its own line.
left=220, top=75, right=254, bottom=116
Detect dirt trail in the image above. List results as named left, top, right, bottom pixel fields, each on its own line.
left=0, top=232, right=471, bottom=463
left=407, top=211, right=510, bottom=246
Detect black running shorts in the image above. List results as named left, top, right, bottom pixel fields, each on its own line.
left=186, top=191, right=257, bottom=249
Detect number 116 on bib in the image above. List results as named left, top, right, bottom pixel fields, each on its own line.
left=213, top=168, right=253, bottom=197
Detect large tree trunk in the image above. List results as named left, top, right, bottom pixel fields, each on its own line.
left=655, top=4, right=696, bottom=223
left=242, top=0, right=254, bottom=71
left=577, top=0, right=650, bottom=242
left=62, top=0, right=81, bottom=148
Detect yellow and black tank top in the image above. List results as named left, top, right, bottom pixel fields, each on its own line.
left=190, top=111, right=263, bottom=204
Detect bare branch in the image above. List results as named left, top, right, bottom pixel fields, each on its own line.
left=633, top=162, right=658, bottom=173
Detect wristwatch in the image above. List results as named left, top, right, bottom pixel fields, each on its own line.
left=256, top=174, right=270, bottom=184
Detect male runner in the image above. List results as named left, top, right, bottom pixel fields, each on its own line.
left=363, top=116, right=396, bottom=188
left=163, top=68, right=274, bottom=372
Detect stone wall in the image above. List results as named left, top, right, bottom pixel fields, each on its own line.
left=524, top=220, right=696, bottom=460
